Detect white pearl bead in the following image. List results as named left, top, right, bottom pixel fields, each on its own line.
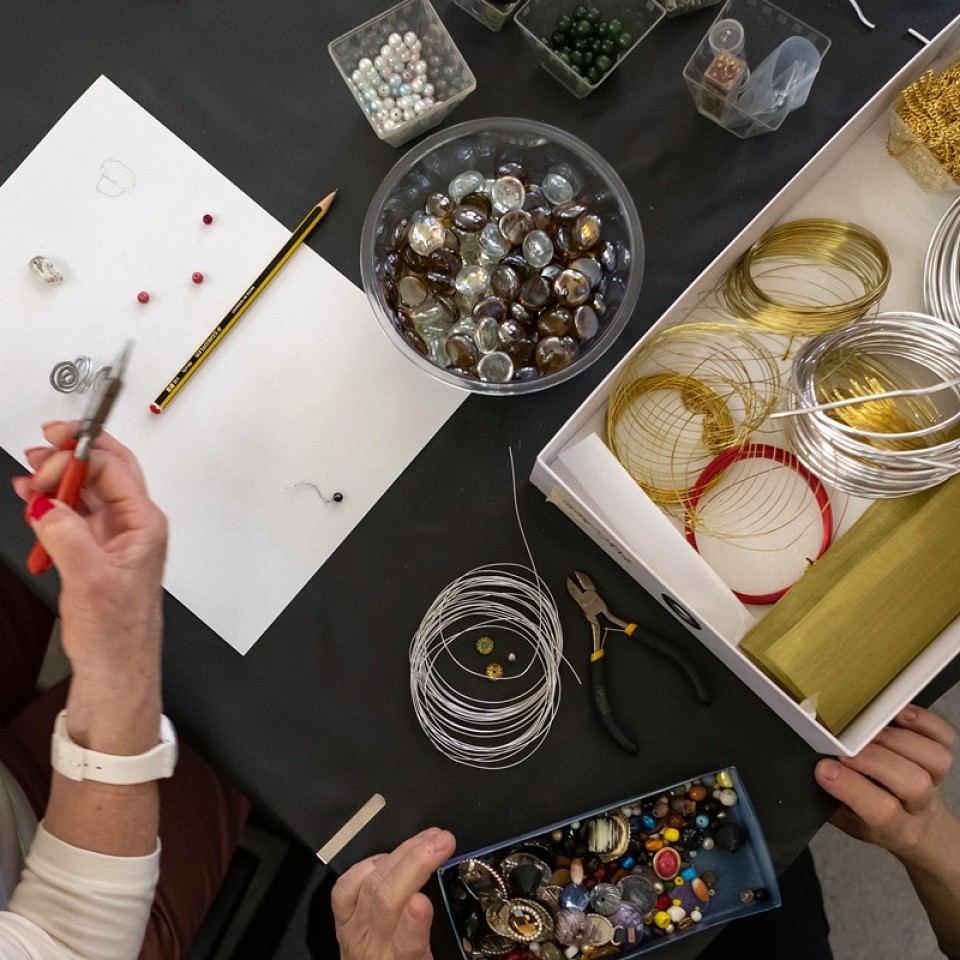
left=373, top=55, right=386, bottom=71
left=413, top=100, right=425, bottom=114
left=350, top=69, right=363, bottom=84
left=403, top=30, right=418, bottom=46
left=381, top=96, right=395, bottom=108
left=388, top=32, right=403, bottom=47
left=380, top=44, right=392, bottom=58
left=423, top=83, right=435, bottom=97
left=414, top=59, right=428, bottom=76
left=402, top=68, right=414, bottom=82
left=377, top=83, right=391, bottom=97
left=399, top=83, right=411, bottom=96
left=403, top=109, right=414, bottom=121
left=389, top=107, right=403, bottom=121
left=383, top=118, right=398, bottom=132
left=411, top=77, right=425, bottom=93
left=389, top=75, right=402, bottom=89
left=422, top=96, right=435, bottom=108
left=358, top=57, right=373, bottom=71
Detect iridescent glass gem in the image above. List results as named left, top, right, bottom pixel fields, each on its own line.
left=504, top=337, right=536, bottom=367
left=425, top=192, right=454, bottom=218
left=538, top=308, right=572, bottom=337
left=451, top=205, right=487, bottom=233
left=499, top=209, right=533, bottom=246
left=455, top=264, right=490, bottom=297
left=574, top=304, right=600, bottom=339
left=554, top=268, right=590, bottom=306
left=448, top=170, right=485, bottom=201
left=522, top=230, right=554, bottom=269
left=430, top=248, right=462, bottom=275
left=475, top=316, right=500, bottom=354
left=491, top=264, right=521, bottom=300
left=536, top=336, right=578, bottom=372
left=554, top=199, right=588, bottom=220
left=398, top=274, right=428, bottom=308
left=460, top=192, right=493, bottom=216
left=446, top=334, right=480, bottom=369
left=599, top=239, right=618, bottom=272
left=425, top=270, right=456, bottom=296
left=407, top=215, right=445, bottom=256
left=574, top=213, right=602, bottom=249
left=542, top=172, right=575, bottom=205
left=478, top=351, right=515, bottom=383
left=497, top=160, right=527, bottom=181
left=498, top=319, right=526, bottom=345
left=473, top=297, right=508, bottom=323
left=480, top=220, right=512, bottom=258
left=491, top=175, right=525, bottom=213
left=518, top=276, right=553, bottom=311
left=571, top=256, right=603, bottom=287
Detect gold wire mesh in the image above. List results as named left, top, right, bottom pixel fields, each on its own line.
left=722, top=219, right=891, bottom=336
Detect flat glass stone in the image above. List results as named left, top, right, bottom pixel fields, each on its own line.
left=398, top=274, right=428, bottom=308
left=429, top=248, right=462, bottom=275
left=460, top=192, right=493, bottom=216
left=540, top=263, right=562, bottom=283
left=542, top=172, right=575, bottom=205
left=480, top=220, right=512, bottom=258
left=522, top=230, right=554, bottom=269
left=593, top=291, right=607, bottom=316
left=478, top=351, right=515, bottom=383
left=491, top=264, right=521, bottom=301
left=401, top=327, right=428, bottom=357
left=491, top=175, right=525, bottom=214
left=382, top=250, right=401, bottom=280
left=475, top=316, right=501, bottom=353
left=574, top=304, right=600, bottom=339
left=518, top=275, right=553, bottom=311
left=407, top=215, right=445, bottom=256
left=425, top=271, right=456, bottom=296
left=409, top=297, right=453, bottom=333
left=455, top=264, right=490, bottom=297
left=536, top=335, right=578, bottom=372
left=514, top=366, right=540, bottom=382
left=473, top=296, right=508, bottom=323
left=498, top=318, right=526, bottom=345
left=571, top=256, right=603, bottom=287
left=497, top=161, right=527, bottom=181
left=499, top=209, right=532, bottom=246
left=574, top=213, right=602, bottom=250
left=443, top=228, right=461, bottom=252
left=451, top=205, right=487, bottom=233
left=538, top=307, right=572, bottom=337
left=446, top=334, right=480, bottom=369
left=426, top=336, right=450, bottom=368
left=383, top=277, right=399, bottom=309
left=403, top=245, right=433, bottom=272
left=448, top=170, right=485, bottom=201
left=425, top=192, right=454, bottom=218
left=554, top=199, right=588, bottom=220
left=554, top=268, right=591, bottom=306
left=504, top=337, right=536, bottom=366
left=459, top=233, right=483, bottom=264
left=451, top=318, right=477, bottom=339
left=529, top=207, right=556, bottom=233
left=599, top=239, right=618, bottom=272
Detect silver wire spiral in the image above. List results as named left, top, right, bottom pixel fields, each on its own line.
left=784, top=312, right=960, bottom=498
left=924, top=194, right=960, bottom=328
left=49, top=356, right=107, bottom=394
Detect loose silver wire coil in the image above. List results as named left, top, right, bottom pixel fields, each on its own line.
left=49, top=356, right=107, bottom=394
left=784, top=312, right=960, bottom=497
left=924, top=193, right=960, bottom=328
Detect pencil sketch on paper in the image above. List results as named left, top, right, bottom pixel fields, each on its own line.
left=96, top=158, right=136, bottom=198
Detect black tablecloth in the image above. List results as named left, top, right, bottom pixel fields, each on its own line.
left=2, top=2, right=958, bottom=957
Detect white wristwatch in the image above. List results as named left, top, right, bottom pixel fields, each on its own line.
left=51, top=710, right=178, bottom=784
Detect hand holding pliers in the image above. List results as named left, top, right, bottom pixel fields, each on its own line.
left=566, top=571, right=711, bottom=755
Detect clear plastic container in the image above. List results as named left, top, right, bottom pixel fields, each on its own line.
left=453, top=0, right=527, bottom=31
left=683, top=0, right=831, bottom=138
left=360, top=118, right=644, bottom=395
left=437, top=767, right=780, bottom=959
left=328, top=0, right=476, bottom=148
left=515, top=0, right=665, bottom=99
left=662, top=0, right=722, bottom=15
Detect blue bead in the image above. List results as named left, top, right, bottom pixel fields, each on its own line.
left=620, top=855, right=636, bottom=869
left=695, top=815, right=710, bottom=828
left=641, top=815, right=657, bottom=831
left=559, top=883, right=591, bottom=910
left=681, top=867, right=697, bottom=881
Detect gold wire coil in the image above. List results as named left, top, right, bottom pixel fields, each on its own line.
left=606, top=322, right=783, bottom=507
left=722, top=219, right=891, bottom=336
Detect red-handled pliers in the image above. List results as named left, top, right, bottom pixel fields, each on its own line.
left=25, top=342, right=131, bottom=575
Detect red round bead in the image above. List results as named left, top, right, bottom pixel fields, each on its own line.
left=192, top=272, right=204, bottom=284
left=137, top=291, right=150, bottom=304
left=656, top=893, right=672, bottom=911
left=202, top=214, right=213, bottom=225
left=594, top=865, right=607, bottom=881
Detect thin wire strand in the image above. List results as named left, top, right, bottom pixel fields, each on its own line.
left=846, top=0, right=875, bottom=29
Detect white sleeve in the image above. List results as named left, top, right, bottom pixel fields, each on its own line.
left=0, top=823, right=159, bottom=960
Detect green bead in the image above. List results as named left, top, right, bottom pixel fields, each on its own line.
left=600, top=38, right=616, bottom=55
left=586, top=6, right=602, bottom=22
left=556, top=14, right=573, bottom=32
left=570, top=49, right=585, bottom=65
left=583, top=50, right=595, bottom=65
left=586, top=66, right=602, bottom=84
left=572, top=4, right=588, bottom=17
left=550, top=30, right=566, bottom=47
left=618, top=31, right=633, bottom=49
left=607, top=17, right=623, bottom=36
left=596, top=54, right=613, bottom=72
left=575, top=18, right=594, bottom=36
left=558, top=48, right=573, bottom=63
left=574, top=36, right=589, bottom=48
left=590, top=36, right=602, bottom=50
left=596, top=21, right=609, bottom=37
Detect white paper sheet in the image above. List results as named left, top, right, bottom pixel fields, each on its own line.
left=0, top=76, right=466, bottom=654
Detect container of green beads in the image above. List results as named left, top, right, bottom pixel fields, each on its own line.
left=453, top=0, right=528, bottom=32
left=515, top=0, right=666, bottom=98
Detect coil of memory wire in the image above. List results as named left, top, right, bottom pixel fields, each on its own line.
left=784, top=312, right=960, bottom=497
left=409, top=562, right=567, bottom=770
left=924, top=193, right=960, bottom=327
left=49, top=356, right=107, bottom=394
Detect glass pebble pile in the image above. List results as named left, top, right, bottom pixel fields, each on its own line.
left=379, top=160, right=623, bottom=385
left=348, top=31, right=439, bottom=137
left=441, top=771, right=765, bottom=957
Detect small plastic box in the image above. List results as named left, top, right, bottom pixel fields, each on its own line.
left=453, top=0, right=527, bottom=31
left=437, top=766, right=779, bottom=958
left=515, top=0, right=666, bottom=99
left=328, top=0, right=477, bottom=148
left=683, top=0, right=831, bottom=138
left=662, top=0, right=722, bottom=15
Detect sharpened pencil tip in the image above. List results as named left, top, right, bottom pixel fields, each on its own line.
left=319, top=190, right=337, bottom=212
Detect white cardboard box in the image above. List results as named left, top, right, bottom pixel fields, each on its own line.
left=532, top=18, right=960, bottom=756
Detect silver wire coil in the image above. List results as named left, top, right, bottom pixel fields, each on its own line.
left=49, top=356, right=107, bottom=394
left=924, top=193, right=960, bottom=328
left=784, top=312, right=960, bottom=498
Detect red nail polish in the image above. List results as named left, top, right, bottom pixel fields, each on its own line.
left=29, top=497, right=55, bottom=521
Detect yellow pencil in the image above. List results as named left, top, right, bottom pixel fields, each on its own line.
left=149, top=191, right=337, bottom=414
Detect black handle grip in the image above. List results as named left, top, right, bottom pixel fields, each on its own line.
left=636, top=633, right=712, bottom=705
left=590, top=656, right=639, bottom=756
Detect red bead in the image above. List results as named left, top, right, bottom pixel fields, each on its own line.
left=202, top=214, right=213, bottom=225
left=656, top=893, right=672, bottom=911
left=594, top=865, right=607, bottom=881
left=137, top=291, right=150, bottom=304
left=192, top=272, right=204, bottom=284
left=584, top=877, right=596, bottom=890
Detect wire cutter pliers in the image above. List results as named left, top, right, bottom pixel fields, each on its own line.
left=566, top=571, right=712, bottom=756
left=25, top=341, right=132, bottom=575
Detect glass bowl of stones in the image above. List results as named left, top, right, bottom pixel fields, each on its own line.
left=361, top=117, right=644, bottom=394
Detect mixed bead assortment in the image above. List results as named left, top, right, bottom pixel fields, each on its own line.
left=379, top=161, right=624, bottom=384
left=347, top=31, right=442, bottom=138
left=442, top=771, right=765, bottom=957
left=545, top=6, right=636, bottom=87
